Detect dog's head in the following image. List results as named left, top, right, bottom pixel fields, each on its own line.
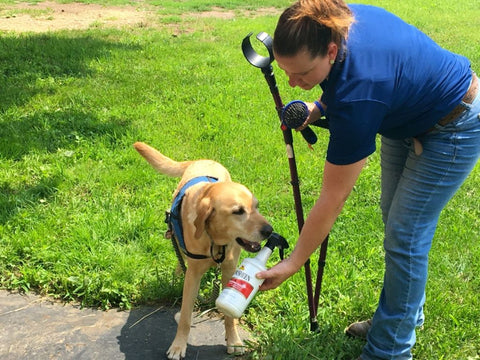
left=193, top=182, right=272, bottom=253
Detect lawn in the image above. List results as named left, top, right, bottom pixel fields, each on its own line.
left=0, top=0, right=479, bottom=358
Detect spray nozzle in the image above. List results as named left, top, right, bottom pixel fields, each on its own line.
left=265, top=232, right=289, bottom=260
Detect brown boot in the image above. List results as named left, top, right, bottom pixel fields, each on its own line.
left=345, top=319, right=372, bottom=340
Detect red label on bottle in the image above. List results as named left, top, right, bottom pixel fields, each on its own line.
left=226, top=277, right=254, bottom=299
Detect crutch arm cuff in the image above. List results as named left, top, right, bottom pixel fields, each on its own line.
left=314, top=101, right=326, bottom=117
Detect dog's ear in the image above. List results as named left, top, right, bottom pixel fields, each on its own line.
left=194, top=197, right=213, bottom=238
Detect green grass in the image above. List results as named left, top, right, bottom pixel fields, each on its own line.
left=1, top=0, right=479, bottom=358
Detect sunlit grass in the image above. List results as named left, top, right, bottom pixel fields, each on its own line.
left=0, top=0, right=479, bottom=358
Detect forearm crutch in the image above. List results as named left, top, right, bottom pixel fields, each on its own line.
left=242, top=32, right=329, bottom=332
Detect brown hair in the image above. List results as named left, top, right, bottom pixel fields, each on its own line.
left=273, top=0, right=354, bottom=58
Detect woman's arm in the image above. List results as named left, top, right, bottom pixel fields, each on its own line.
left=257, top=157, right=366, bottom=290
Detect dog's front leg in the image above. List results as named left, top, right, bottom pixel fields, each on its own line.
left=167, top=263, right=208, bottom=360
left=224, top=315, right=245, bottom=355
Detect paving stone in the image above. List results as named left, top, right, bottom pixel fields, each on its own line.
left=0, top=291, right=250, bottom=360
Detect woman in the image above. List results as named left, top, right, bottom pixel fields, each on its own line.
left=256, top=0, right=480, bottom=359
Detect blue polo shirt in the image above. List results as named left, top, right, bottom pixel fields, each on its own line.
left=320, top=4, right=472, bottom=165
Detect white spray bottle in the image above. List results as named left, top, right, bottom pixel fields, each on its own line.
left=216, top=232, right=289, bottom=318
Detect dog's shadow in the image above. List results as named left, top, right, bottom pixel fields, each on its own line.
left=118, top=305, right=245, bottom=360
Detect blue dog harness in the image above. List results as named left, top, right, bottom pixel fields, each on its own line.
left=165, top=176, right=226, bottom=263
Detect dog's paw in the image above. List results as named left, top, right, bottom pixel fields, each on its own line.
left=227, top=342, right=245, bottom=356
left=166, top=342, right=186, bottom=360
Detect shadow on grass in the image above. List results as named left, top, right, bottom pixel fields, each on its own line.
left=0, top=108, right=127, bottom=158
left=0, top=32, right=141, bottom=224
left=0, top=176, right=62, bottom=224
left=0, top=33, right=136, bottom=110
left=0, top=32, right=140, bottom=159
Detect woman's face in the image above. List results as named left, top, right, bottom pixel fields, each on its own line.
left=274, top=43, right=337, bottom=90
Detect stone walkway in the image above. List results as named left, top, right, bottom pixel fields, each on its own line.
left=0, top=291, right=250, bottom=359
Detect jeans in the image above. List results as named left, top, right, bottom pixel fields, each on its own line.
left=362, top=79, right=480, bottom=360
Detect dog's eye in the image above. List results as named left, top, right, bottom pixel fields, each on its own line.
left=232, top=207, right=245, bottom=215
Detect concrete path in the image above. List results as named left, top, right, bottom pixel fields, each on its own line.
left=0, top=291, right=250, bottom=360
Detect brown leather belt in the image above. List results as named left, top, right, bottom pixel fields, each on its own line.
left=437, top=73, right=478, bottom=126
left=416, top=73, right=479, bottom=155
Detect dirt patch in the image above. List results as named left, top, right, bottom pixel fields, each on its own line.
left=0, top=1, right=147, bottom=32
left=0, top=1, right=156, bottom=32
left=189, top=6, right=280, bottom=20
left=0, top=2, right=280, bottom=33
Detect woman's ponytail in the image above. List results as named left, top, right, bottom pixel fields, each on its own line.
left=273, top=0, right=354, bottom=58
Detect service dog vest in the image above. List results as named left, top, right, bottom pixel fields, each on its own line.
left=167, top=176, right=224, bottom=261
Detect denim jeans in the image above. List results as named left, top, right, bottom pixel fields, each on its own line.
left=362, top=78, right=480, bottom=360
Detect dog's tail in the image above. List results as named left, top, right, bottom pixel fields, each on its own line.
left=133, top=142, right=193, bottom=177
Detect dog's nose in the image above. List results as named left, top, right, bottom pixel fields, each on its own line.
left=260, top=224, right=273, bottom=238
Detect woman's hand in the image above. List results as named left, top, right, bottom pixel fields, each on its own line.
left=296, top=101, right=323, bottom=131
left=256, top=258, right=299, bottom=291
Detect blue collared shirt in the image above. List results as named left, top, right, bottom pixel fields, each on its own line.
left=321, top=4, right=471, bottom=165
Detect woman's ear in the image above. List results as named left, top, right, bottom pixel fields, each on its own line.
left=327, top=42, right=338, bottom=62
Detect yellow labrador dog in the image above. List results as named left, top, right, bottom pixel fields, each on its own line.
left=133, top=142, right=273, bottom=360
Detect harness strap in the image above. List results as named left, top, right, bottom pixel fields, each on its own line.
left=166, top=176, right=226, bottom=263
left=210, top=243, right=226, bottom=264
